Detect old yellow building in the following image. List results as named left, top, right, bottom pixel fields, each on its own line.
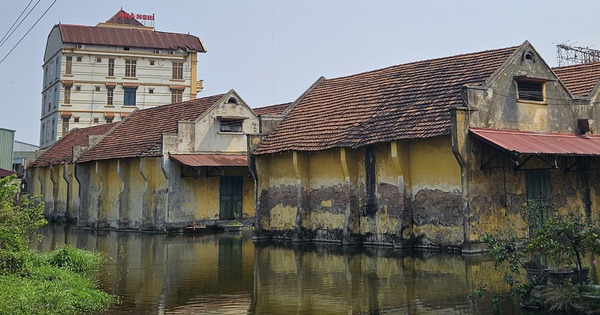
left=29, top=91, right=269, bottom=231
left=252, top=41, right=600, bottom=251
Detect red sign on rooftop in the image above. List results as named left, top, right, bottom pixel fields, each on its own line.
left=118, top=11, right=155, bottom=21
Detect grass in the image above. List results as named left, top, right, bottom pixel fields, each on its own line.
left=0, top=246, right=116, bottom=315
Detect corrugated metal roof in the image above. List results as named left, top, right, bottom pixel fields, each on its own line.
left=169, top=154, right=247, bottom=167
left=58, top=24, right=206, bottom=52
left=470, top=127, right=600, bottom=156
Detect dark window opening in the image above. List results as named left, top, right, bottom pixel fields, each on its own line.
left=220, top=120, right=243, bottom=132
left=517, top=80, right=544, bottom=102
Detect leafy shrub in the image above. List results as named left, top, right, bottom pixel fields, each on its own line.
left=0, top=175, right=117, bottom=314
left=44, top=245, right=103, bottom=278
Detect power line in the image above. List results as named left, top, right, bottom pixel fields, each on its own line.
left=0, top=0, right=35, bottom=46
left=0, top=0, right=42, bottom=48
left=0, top=0, right=58, bottom=65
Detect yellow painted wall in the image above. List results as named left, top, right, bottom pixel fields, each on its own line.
left=140, top=157, right=168, bottom=227
left=64, top=164, right=79, bottom=218
left=409, top=136, right=461, bottom=193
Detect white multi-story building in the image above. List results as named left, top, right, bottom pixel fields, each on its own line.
left=40, top=10, right=206, bottom=148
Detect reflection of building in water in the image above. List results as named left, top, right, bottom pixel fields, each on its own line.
left=252, top=40, right=600, bottom=252
left=36, top=225, right=522, bottom=313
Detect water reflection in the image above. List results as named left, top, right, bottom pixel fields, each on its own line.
left=37, top=225, right=522, bottom=314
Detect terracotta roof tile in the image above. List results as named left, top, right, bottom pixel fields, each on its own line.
left=0, top=168, right=21, bottom=178
left=553, top=62, right=600, bottom=97
left=254, top=45, right=519, bottom=155
left=253, top=102, right=292, bottom=116
left=29, top=123, right=116, bottom=168
left=76, top=94, right=225, bottom=163
left=58, top=24, right=205, bottom=52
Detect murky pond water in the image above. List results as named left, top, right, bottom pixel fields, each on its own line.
left=37, top=225, right=529, bottom=314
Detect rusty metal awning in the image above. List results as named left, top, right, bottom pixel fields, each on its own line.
left=470, top=127, right=600, bottom=156
left=169, top=153, right=247, bottom=167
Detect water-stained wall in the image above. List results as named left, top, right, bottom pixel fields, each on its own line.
left=255, top=137, right=461, bottom=247
left=452, top=43, right=600, bottom=250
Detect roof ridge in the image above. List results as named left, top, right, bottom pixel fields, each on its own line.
left=326, top=45, right=520, bottom=82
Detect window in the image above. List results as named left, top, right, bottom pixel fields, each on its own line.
left=171, top=89, right=183, bottom=103
left=96, top=57, right=102, bottom=63
left=95, top=86, right=100, bottom=92
left=65, top=56, right=72, bottom=74
left=516, top=79, right=545, bottom=102
left=526, top=170, right=551, bottom=201
left=172, top=62, right=183, bottom=79
left=64, top=85, right=71, bottom=104
left=74, top=117, right=79, bottom=123
left=55, top=57, right=60, bottom=79
left=107, top=87, right=114, bottom=105
left=124, top=87, right=136, bottom=106
left=220, top=119, right=243, bottom=132
left=149, top=60, right=155, bottom=66
left=62, top=117, right=69, bottom=134
left=125, top=60, right=136, bottom=77
left=148, top=88, right=154, bottom=94
left=93, top=117, right=99, bottom=123
left=76, top=56, right=82, bottom=62
left=108, top=58, right=114, bottom=76
left=75, top=85, right=81, bottom=91
left=106, top=117, right=113, bottom=124
left=525, top=170, right=552, bottom=231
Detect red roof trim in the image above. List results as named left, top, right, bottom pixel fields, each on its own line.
left=470, top=127, right=600, bottom=156
left=169, top=153, right=247, bottom=167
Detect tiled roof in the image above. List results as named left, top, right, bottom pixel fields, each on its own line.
left=76, top=94, right=225, bottom=163
left=253, top=102, right=292, bottom=116
left=58, top=24, right=206, bottom=52
left=553, top=62, right=600, bottom=97
left=254, top=45, right=519, bottom=155
left=0, top=168, right=21, bottom=178
left=29, top=123, right=116, bottom=168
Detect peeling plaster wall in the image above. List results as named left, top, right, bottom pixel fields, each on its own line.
left=255, top=140, right=459, bottom=247
left=408, top=137, right=462, bottom=248
left=193, top=99, right=260, bottom=153
left=63, top=164, right=79, bottom=220
left=140, top=157, right=168, bottom=230
left=452, top=44, right=600, bottom=251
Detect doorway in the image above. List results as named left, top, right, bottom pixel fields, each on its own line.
left=219, top=176, right=243, bottom=220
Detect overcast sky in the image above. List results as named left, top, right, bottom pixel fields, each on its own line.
left=0, top=0, right=599, bottom=145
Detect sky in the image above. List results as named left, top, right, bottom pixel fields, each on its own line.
left=0, top=0, right=599, bottom=145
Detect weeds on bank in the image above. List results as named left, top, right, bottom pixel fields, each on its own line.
left=0, top=175, right=116, bottom=315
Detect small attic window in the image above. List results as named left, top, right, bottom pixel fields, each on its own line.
left=227, top=97, right=239, bottom=105
left=515, top=78, right=545, bottom=102
left=523, top=51, right=536, bottom=62
left=220, top=119, right=243, bottom=132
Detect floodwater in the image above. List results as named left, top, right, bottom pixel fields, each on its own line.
left=37, top=225, right=528, bottom=314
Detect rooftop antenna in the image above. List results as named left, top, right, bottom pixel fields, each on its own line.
left=556, top=42, right=600, bottom=67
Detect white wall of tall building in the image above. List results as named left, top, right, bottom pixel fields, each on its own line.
left=40, top=27, right=198, bottom=148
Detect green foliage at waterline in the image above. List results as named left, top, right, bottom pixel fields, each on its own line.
left=0, top=175, right=116, bottom=314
